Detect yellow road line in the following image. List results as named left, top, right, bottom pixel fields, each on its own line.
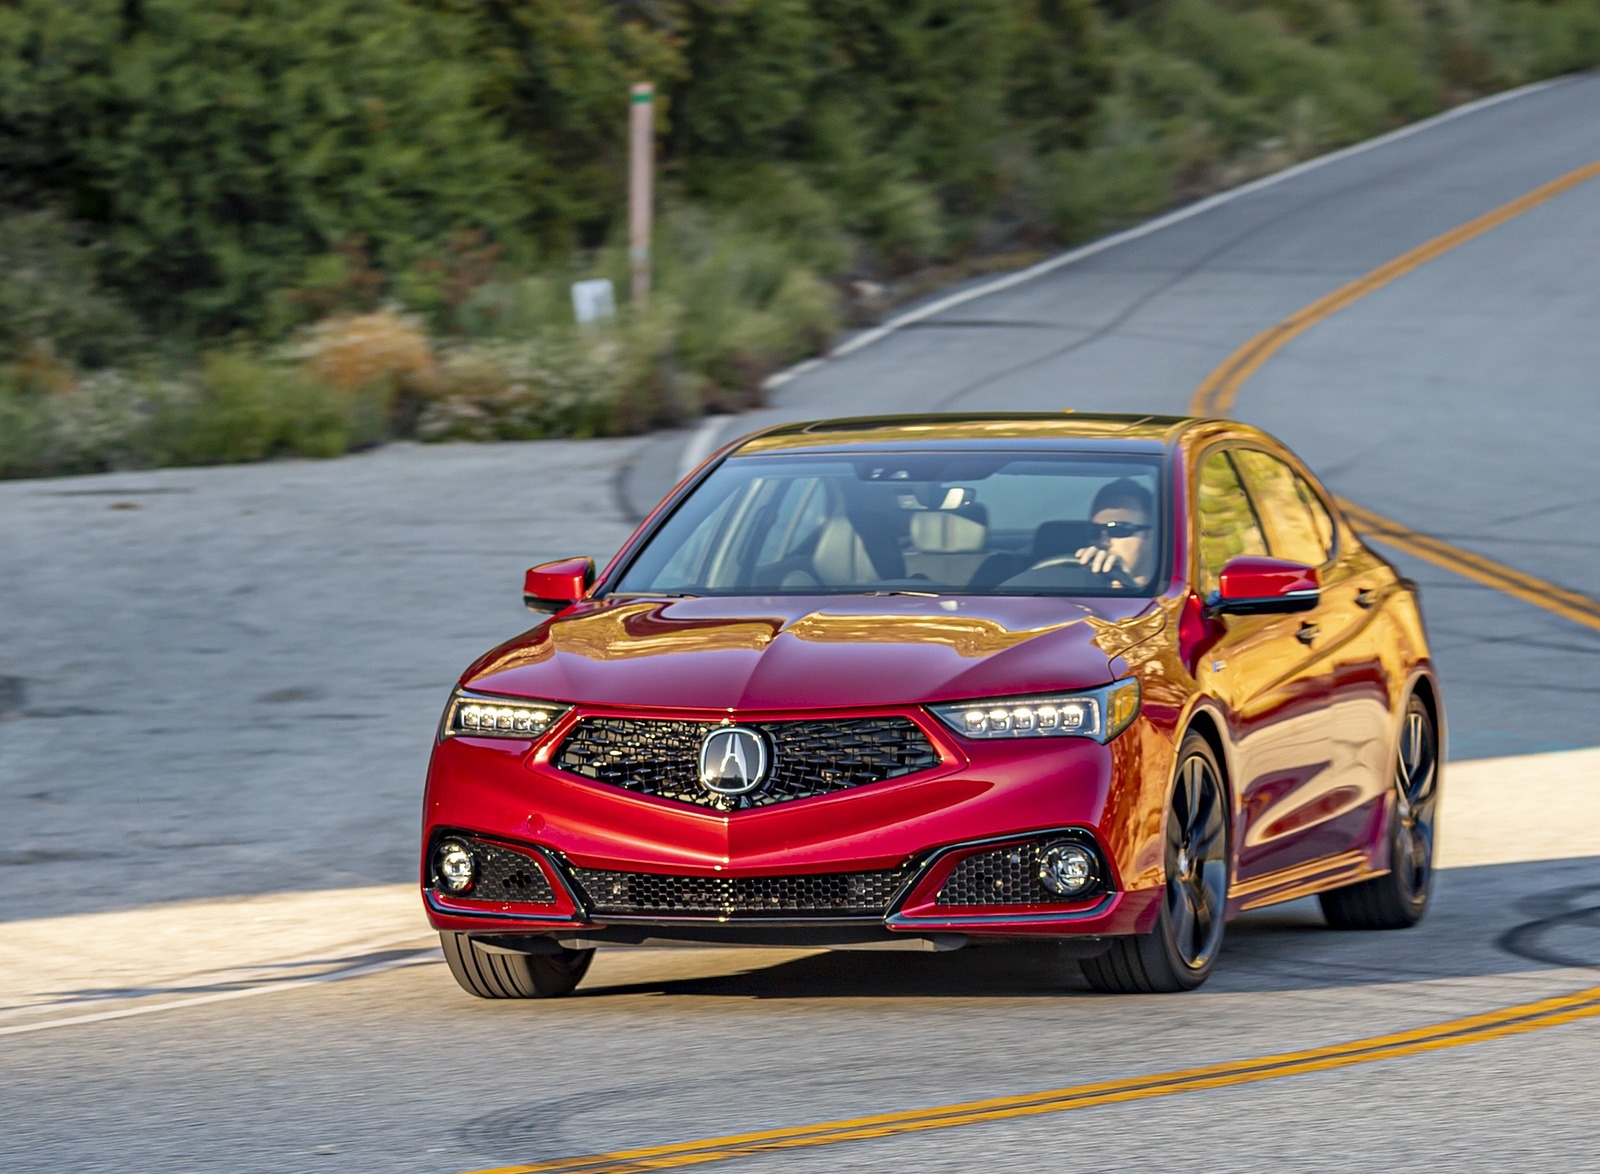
left=1340, top=502, right=1600, bottom=633
left=464, top=983, right=1600, bottom=1174
left=1189, top=159, right=1600, bottom=419
left=1187, top=158, right=1600, bottom=633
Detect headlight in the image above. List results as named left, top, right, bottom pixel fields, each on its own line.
left=928, top=679, right=1140, bottom=744
left=442, top=689, right=571, bottom=739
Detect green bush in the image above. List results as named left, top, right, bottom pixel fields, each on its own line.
left=149, top=351, right=357, bottom=465
left=0, top=0, right=524, bottom=335
left=0, top=210, right=142, bottom=367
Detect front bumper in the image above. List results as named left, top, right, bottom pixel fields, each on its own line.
left=421, top=703, right=1169, bottom=945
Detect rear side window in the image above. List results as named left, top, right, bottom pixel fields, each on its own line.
left=1232, top=449, right=1335, bottom=567
left=1195, top=450, right=1268, bottom=595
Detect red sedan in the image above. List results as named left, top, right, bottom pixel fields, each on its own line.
left=422, top=414, right=1441, bottom=995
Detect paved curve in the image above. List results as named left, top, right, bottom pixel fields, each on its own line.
left=3, top=73, right=1599, bottom=1174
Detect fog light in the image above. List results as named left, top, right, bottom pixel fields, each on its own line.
left=1038, top=842, right=1096, bottom=897
left=436, top=840, right=476, bottom=893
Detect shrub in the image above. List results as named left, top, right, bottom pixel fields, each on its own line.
left=149, top=351, right=355, bottom=465
left=0, top=210, right=141, bottom=367
left=0, top=0, right=525, bottom=335
left=0, top=368, right=163, bottom=477
left=417, top=334, right=626, bottom=441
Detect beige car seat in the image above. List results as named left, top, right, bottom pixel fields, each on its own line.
left=901, top=508, right=990, bottom=587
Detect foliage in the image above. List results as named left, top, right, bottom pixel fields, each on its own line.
left=1, top=0, right=1598, bottom=478
left=0, top=0, right=523, bottom=335
left=0, top=350, right=370, bottom=477
left=0, top=210, right=142, bottom=368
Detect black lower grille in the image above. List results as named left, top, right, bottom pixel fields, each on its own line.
left=434, top=838, right=558, bottom=905
left=570, top=866, right=913, bottom=918
left=936, top=838, right=1101, bottom=906
left=554, top=716, right=940, bottom=811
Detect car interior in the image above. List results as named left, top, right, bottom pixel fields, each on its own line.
left=619, top=454, right=1164, bottom=598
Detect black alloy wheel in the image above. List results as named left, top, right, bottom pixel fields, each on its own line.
left=1082, top=731, right=1230, bottom=993
left=1320, top=693, right=1438, bottom=929
left=441, top=932, right=595, bottom=998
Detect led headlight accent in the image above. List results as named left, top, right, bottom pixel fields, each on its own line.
left=443, top=689, right=571, bottom=739
left=929, top=679, right=1140, bottom=744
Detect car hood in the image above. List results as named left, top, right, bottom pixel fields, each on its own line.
left=463, top=594, right=1160, bottom=712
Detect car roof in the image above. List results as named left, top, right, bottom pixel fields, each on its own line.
left=732, top=413, right=1200, bottom=457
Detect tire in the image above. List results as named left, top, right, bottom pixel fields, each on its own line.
left=1081, top=732, right=1230, bottom=993
left=1320, top=693, right=1438, bottom=930
left=440, top=932, right=595, bottom=999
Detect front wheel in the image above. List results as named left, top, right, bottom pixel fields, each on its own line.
left=1320, top=693, right=1438, bottom=930
left=1081, top=732, right=1230, bottom=993
left=441, top=932, right=595, bottom=999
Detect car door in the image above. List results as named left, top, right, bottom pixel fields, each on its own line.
left=1193, top=446, right=1346, bottom=893
left=1234, top=448, right=1396, bottom=873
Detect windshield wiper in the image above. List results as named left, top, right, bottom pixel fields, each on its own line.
left=610, top=591, right=700, bottom=599
left=861, top=590, right=941, bottom=598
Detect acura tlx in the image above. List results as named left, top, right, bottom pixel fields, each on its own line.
left=421, top=414, right=1441, bottom=997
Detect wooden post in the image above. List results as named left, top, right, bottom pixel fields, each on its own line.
left=628, top=82, right=654, bottom=308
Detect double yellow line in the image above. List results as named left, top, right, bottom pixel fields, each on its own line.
left=1340, top=501, right=1600, bottom=633
left=1190, top=158, right=1600, bottom=634
left=475, top=983, right=1600, bottom=1174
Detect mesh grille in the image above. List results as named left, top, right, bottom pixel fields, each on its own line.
left=935, top=839, right=1101, bottom=906
left=570, top=866, right=912, bottom=918
left=434, top=838, right=558, bottom=905
left=553, top=716, right=939, bottom=811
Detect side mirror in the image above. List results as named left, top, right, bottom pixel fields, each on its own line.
left=1207, top=556, right=1319, bottom=617
left=524, top=557, right=596, bottom=615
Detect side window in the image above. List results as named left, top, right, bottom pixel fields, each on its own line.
left=1295, top=476, right=1336, bottom=561
left=1233, top=449, right=1334, bottom=567
left=1196, top=450, right=1268, bottom=595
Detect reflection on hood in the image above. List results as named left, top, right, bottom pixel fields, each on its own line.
left=466, top=594, right=1160, bottom=712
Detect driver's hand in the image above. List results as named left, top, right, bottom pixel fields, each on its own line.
left=1075, top=545, right=1128, bottom=586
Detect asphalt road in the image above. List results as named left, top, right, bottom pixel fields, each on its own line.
left=3, top=73, right=1600, bottom=1174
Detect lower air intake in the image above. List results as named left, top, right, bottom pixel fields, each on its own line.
left=935, top=837, right=1103, bottom=906
left=435, top=837, right=558, bottom=905
left=570, top=866, right=913, bottom=918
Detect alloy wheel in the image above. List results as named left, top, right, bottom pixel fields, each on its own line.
left=1391, top=703, right=1438, bottom=902
left=1166, top=752, right=1228, bottom=970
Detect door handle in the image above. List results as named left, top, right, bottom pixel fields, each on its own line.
left=1296, top=622, right=1319, bottom=645
left=1354, top=587, right=1378, bottom=609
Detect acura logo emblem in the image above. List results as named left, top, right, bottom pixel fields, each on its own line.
left=699, top=726, right=769, bottom=796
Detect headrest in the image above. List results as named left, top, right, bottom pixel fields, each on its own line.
left=1033, top=519, right=1099, bottom=559
left=910, top=510, right=987, bottom=553
left=812, top=516, right=878, bottom=584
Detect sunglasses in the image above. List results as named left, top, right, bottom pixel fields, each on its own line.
left=1096, top=521, right=1152, bottom=539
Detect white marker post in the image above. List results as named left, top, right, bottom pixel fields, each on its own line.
left=570, top=278, right=617, bottom=326
left=628, top=82, right=654, bottom=308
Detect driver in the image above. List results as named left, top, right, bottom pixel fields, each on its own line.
left=1073, top=479, right=1157, bottom=590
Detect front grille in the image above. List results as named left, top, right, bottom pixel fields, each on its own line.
left=569, top=866, right=913, bottom=918
left=434, top=838, right=558, bottom=905
left=936, top=838, right=1101, bottom=906
left=554, top=716, right=940, bottom=811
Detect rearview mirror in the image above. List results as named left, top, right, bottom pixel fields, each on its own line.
left=1207, top=556, right=1319, bottom=617
left=524, top=557, right=596, bottom=615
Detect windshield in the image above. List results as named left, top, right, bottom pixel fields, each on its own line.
left=612, top=451, right=1167, bottom=598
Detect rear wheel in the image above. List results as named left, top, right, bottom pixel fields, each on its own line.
left=440, top=932, right=594, bottom=999
left=1081, top=732, right=1230, bottom=993
left=1320, top=693, right=1437, bottom=930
